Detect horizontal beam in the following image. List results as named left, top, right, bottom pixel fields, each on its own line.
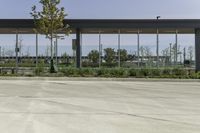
left=0, top=19, right=200, bottom=34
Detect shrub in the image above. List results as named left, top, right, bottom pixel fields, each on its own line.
left=150, top=69, right=161, bottom=77
left=137, top=69, right=150, bottom=77
left=172, top=68, right=187, bottom=76
left=60, top=67, right=78, bottom=76
left=109, top=68, right=127, bottom=77
left=162, top=69, right=171, bottom=75
left=129, top=68, right=137, bottom=77
left=35, top=66, right=44, bottom=75
left=96, top=68, right=111, bottom=77
left=78, top=68, right=96, bottom=77
left=102, top=62, right=118, bottom=68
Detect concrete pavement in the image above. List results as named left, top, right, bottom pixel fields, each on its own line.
left=0, top=79, right=200, bottom=133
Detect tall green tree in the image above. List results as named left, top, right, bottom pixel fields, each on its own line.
left=117, top=49, right=128, bottom=62
left=104, top=48, right=115, bottom=64
left=30, top=0, right=70, bottom=73
left=88, top=50, right=99, bottom=63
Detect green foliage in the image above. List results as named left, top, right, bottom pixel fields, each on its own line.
left=30, top=0, right=70, bottom=73
left=138, top=69, right=150, bottom=77
left=78, top=68, right=96, bottom=77
left=60, top=67, right=79, bottom=76
left=82, top=61, right=99, bottom=68
left=129, top=68, right=137, bottom=77
left=104, top=48, right=116, bottom=64
left=150, top=69, right=161, bottom=77
left=172, top=68, right=187, bottom=76
left=102, top=62, right=118, bottom=68
left=35, top=67, right=43, bottom=75
left=96, top=68, right=110, bottom=77
left=117, top=49, right=128, bottom=62
left=162, top=69, right=171, bottom=75
left=88, top=50, right=99, bottom=63
left=30, top=0, right=70, bottom=37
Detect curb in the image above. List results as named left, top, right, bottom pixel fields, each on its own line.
left=0, top=77, right=200, bottom=82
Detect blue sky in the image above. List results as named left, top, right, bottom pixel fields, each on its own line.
left=0, top=0, right=200, bottom=19
left=0, top=0, right=198, bottom=56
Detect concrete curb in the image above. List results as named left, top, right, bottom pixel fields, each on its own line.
left=0, top=77, right=200, bottom=82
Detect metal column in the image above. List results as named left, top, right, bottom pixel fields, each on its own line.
left=118, top=29, right=121, bottom=68
left=195, top=29, right=200, bottom=71
left=80, top=33, right=82, bottom=68
left=169, top=43, right=172, bottom=66
left=15, top=31, right=19, bottom=73
left=99, top=31, right=102, bottom=68
left=76, top=28, right=81, bottom=68
left=36, top=34, right=38, bottom=68
left=175, top=30, right=178, bottom=66
left=0, top=46, right=1, bottom=61
left=55, top=37, right=58, bottom=66
left=137, top=29, right=140, bottom=67
left=156, top=28, right=159, bottom=68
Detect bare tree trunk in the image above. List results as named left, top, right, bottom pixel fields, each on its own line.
left=50, top=32, right=55, bottom=73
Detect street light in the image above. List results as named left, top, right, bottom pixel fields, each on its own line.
left=156, top=16, right=161, bottom=68
left=156, top=16, right=161, bottom=20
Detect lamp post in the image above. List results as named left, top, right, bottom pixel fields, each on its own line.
left=169, top=43, right=172, bottom=66
left=118, top=29, right=121, bottom=68
left=0, top=46, right=1, bottom=61
left=175, top=30, right=178, bottom=66
left=15, top=30, right=19, bottom=73
left=156, top=16, right=161, bottom=68
left=99, top=31, right=102, bottom=68
left=137, top=29, right=140, bottom=67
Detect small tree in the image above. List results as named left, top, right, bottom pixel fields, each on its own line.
left=187, top=46, right=194, bottom=62
left=104, top=48, right=115, bottom=64
left=117, top=49, right=128, bottom=62
left=162, top=47, right=170, bottom=66
left=30, top=0, right=70, bottom=73
left=61, top=52, right=69, bottom=64
left=88, top=50, right=99, bottom=63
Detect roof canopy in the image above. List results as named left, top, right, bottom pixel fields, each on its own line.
left=0, top=19, right=200, bottom=34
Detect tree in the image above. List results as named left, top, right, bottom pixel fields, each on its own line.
left=117, top=49, right=128, bottom=62
left=104, top=48, right=115, bottom=64
left=139, top=46, right=153, bottom=67
left=162, top=47, right=170, bottom=66
left=30, top=0, right=70, bottom=73
left=61, top=52, right=69, bottom=64
left=139, top=46, right=144, bottom=59
left=88, top=50, right=99, bottom=63
left=18, top=37, right=23, bottom=57
left=187, top=46, right=194, bottom=62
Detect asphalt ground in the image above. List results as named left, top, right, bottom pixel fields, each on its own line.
left=0, top=78, right=200, bottom=133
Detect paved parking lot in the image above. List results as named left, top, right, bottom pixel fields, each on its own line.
left=0, top=79, right=200, bottom=133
